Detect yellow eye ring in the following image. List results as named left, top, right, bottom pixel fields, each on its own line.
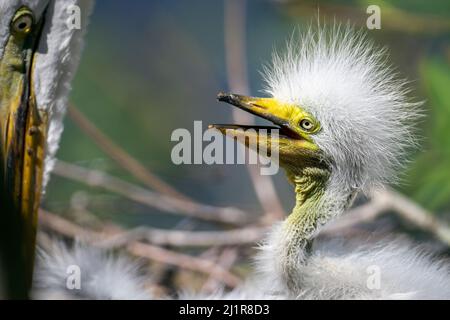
left=12, top=13, right=34, bottom=34
left=299, top=118, right=315, bottom=132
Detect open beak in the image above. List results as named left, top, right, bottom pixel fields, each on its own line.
left=209, top=92, right=304, bottom=155
left=210, top=92, right=322, bottom=167
left=0, top=6, right=48, bottom=298
left=211, top=92, right=302, bottom=140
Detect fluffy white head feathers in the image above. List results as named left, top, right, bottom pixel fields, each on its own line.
left=263, top=23, right=421, bottom=192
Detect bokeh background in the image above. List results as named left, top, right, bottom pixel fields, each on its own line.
left=40, top=0, right=450, bottom=295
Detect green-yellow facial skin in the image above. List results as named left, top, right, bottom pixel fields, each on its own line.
left=237, top=96, right=321, bottom=142
left=0, top=6, right=47, bottom=298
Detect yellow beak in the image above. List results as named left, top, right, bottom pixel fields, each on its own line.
left=214, top=92, right=298, bottom=135
left=210, top=92, right=321, bottom=166
left=0, top=6, right=48, bottom=299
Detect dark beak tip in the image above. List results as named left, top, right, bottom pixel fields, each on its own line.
left=217, top=91, right=232, bottom=102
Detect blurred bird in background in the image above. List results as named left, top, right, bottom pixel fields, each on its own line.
left=0, top=0, right=93, bottom=299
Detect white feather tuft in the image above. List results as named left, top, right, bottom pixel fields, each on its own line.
left=33, top=241, right=152, bottom=300
left=36, top=0, right=94, bottom=189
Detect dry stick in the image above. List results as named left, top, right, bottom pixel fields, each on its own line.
left=67, top=106, right=257, bottom=225
left=38, top=210, right=241, bottom=288
left=52, top=160, right=253, bottom=225
left=39, top=210, right=102, bottom=241
left=44, top=179, right=450, bottom=248
left=61, top=189, right=450, bottom=248
left=224, top=0, right=285, bottom=221
left=67, top=105, right=190, bottom=201
left=201, top=248, right=239, bottom=293
left=321, top=188, right=450, bottom=247
left=96, top=225, right=268, bottom=248
left=100, top=205, right=381, bottom=248
left=127, top=242, right=240, bottom=288
left=375, top=187, right=450, bottom=246
left=321, top=199, right=389, bottom=235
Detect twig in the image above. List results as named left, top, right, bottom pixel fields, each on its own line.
left=321, top=199, right=388, bottom=235
left=52, top=160, right=254, bottom=225
left=224, top=0, right=285, bottom=221
left=321, top=187, right=450, bottom=247
left=201, top=248, right=239, bottom=293
left=127, top=242, right=240, bottom=288
left=96, top=225, right=268, bottom=248
left=375, top=187, right=450, bottom=246
left=68, top=105, right=260, bottom=225
left=68, top=105, right=189, bottom=201
left=38, top=210, right=241, bottom=287
left=38, top=209, right=103, bottom=241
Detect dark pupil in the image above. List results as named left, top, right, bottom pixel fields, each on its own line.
left=18, top=22, right=27, bottom=30
left=304, top=121, right=310, bottom=127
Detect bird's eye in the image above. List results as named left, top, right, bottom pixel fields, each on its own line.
left=12, top=13, right=33, bottom=34
left=299, top=119, right=314, bottom=131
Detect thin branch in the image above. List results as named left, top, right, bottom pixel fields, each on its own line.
left=321, top=187, right=450, bottom=247
left=67, top=105, right=190, bottom=201
left=127, top=242, right=240, bottom=288
left=52, top=160, right=254, bottom=225
left=50, top=171, right=450, bottom=247
left=96, top=225, right=268, bottom=248
left=38, top=210, right=241, bottom=288
left=39, top=210, right=103, bottom=241
left=201, top=248, right=239, bottom=293
left=224, top=0, right=285, bottom=221
left=374, top=187, right=450, bottom=246
left=321, top=199, right=388, bottom=235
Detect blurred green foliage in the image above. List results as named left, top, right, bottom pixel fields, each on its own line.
left=405, top=58, right=450, bottom=213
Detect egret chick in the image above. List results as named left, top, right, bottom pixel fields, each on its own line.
left=211, top=24, right=450, bottom=299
